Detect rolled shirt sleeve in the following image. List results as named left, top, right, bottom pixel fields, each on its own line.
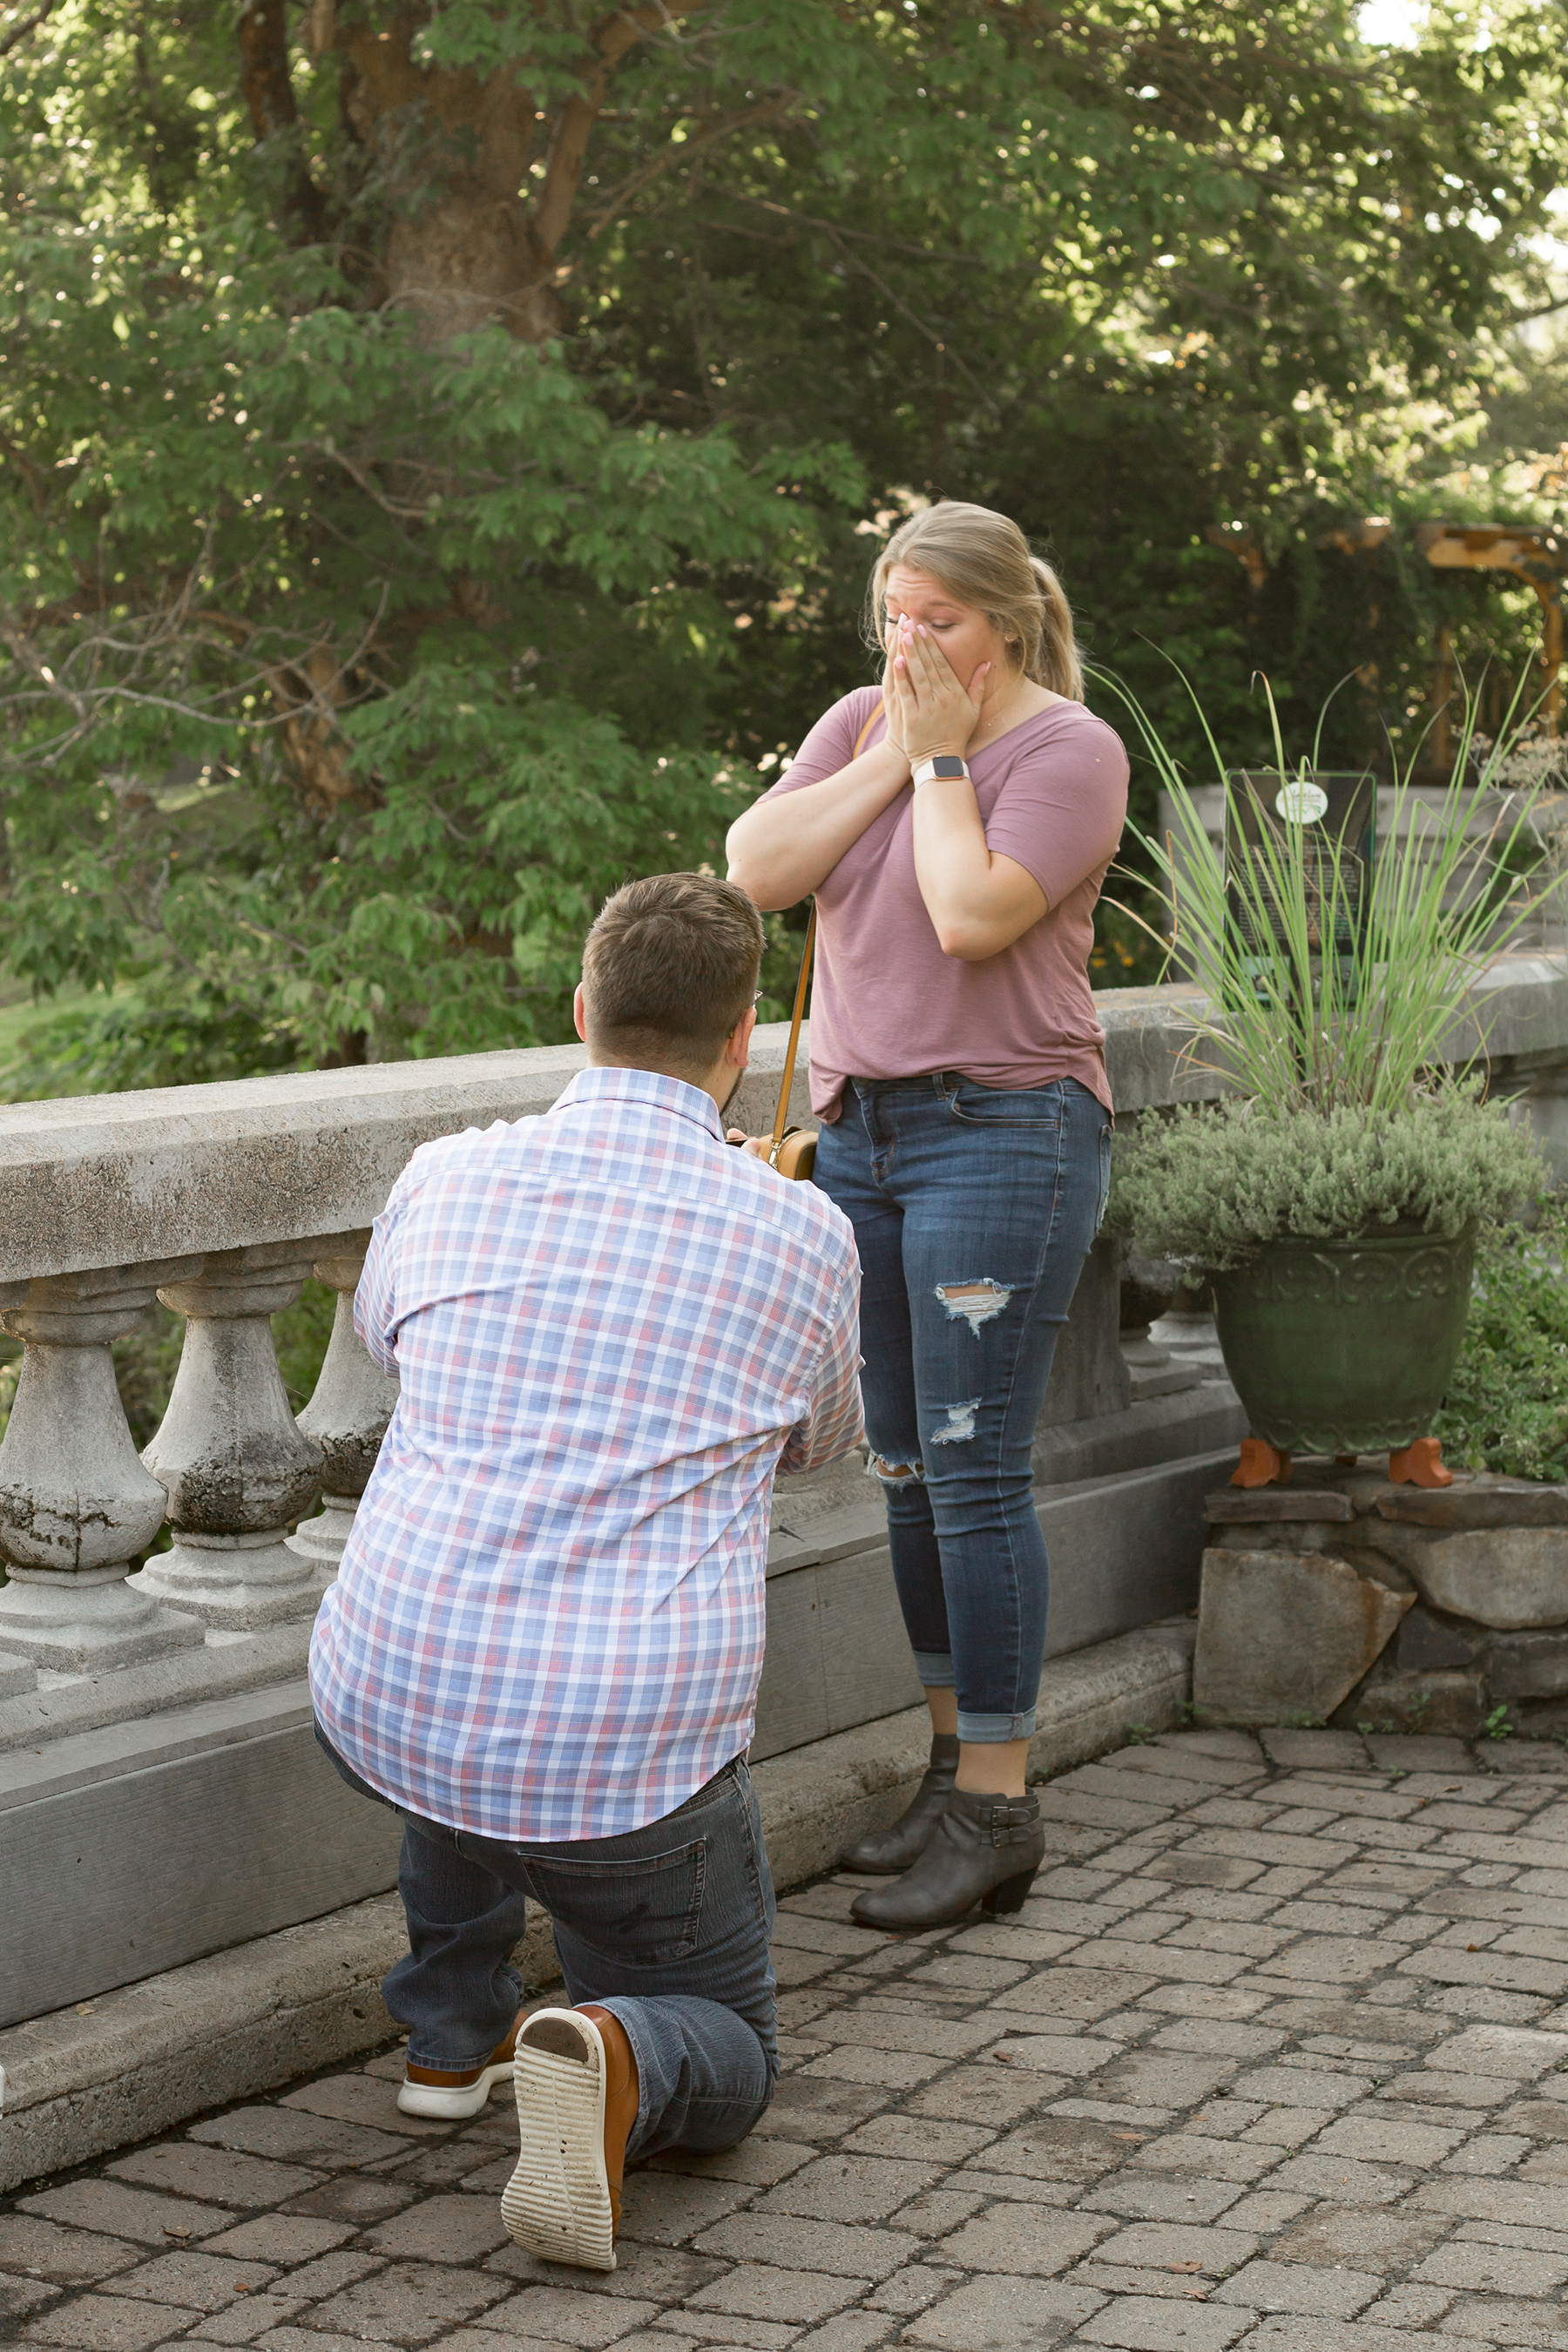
left=781, top=1252, right=864, bottom=1475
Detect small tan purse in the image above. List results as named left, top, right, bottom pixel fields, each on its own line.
left=757, top=700, right=884, bottom=1182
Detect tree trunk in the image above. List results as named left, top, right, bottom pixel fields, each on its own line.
left=321, top=3, right=558, bottom=342
left=285, top=1, right=703, bottom=346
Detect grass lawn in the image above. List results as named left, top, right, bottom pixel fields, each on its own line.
left=0, top=980, right=145, bottom=1089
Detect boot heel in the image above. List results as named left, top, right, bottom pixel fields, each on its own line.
left=983, top=1867, right=1038, bottom=1916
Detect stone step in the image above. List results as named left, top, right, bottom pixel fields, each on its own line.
left=0, top=1619, right=1194, bottom=2193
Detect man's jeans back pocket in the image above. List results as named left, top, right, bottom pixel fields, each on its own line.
left=522, top=1839, right=709, bottom=1967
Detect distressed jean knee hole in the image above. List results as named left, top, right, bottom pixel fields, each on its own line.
left=935, top=1278, right=1013, bottom=1334
left=929, top=1398, right=982, bottom=1446
left=869, top=1455, right=925, bottom=1484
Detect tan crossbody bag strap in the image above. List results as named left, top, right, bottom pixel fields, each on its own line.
left=769, top=902, right=815, bottom=1166
left=767, top=700, right=884, bottom=1169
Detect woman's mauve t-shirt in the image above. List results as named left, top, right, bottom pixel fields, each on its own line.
left=761, top=685, right=1129, bottom=1119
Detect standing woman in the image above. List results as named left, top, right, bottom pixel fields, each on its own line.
left=726, top=504, right=1127, bottom=1929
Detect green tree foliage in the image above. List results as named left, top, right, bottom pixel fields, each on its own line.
left=1437, top=1198, right=1568, bottom=1481
left=1, top=0, right=1565, bottom=1087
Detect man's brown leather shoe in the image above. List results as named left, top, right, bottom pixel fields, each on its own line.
left=502, top=2004, right=641, bottom=2272
left=399, top=2018, right=521, bottom=2119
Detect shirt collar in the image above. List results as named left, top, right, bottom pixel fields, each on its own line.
left=553, top=1063, right=727, bottom=1145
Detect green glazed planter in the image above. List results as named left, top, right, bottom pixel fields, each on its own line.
left=1211, top=1224, right=1477, bottom=1456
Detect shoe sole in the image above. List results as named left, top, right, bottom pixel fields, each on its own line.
left=397, top=2057, right=513, bottom=2120
left=502, top=2009, right=616, bottom=2272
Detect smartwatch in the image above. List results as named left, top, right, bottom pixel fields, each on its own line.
left=912, top=754, right=970, bottom=789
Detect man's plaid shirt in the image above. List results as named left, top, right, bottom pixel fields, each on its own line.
left=309, top=1064, right=863, bottom=1843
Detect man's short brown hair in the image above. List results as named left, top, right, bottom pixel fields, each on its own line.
left=583, top=872, right=764, bottom=1075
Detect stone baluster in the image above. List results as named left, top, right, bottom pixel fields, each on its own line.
left=287, top=1230, right=399, bottom=1576
left=0, top=1263, right=207, bottom=1669
left=129, top=1243, right=327, bottom=1630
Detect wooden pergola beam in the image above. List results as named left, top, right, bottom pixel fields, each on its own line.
left=1206, top=519, right=1565, bottom=735
left=1414, top=526, right=1565, bottom=736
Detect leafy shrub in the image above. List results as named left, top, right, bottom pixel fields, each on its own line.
left=1117, top=1088, right=1542, bottom=1273
left=1090, top=896, right=1168, bottom=990
left=1436, top=1200, right=1568, bottom=1482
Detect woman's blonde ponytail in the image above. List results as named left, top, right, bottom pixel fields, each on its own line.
left=1029, top=555, right=1083, bottom=702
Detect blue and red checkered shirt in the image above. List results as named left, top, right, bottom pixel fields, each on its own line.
left=309, top=1064, right=863, bottom=1842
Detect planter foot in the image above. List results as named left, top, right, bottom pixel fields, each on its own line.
left=1231, top=1438, right=1292, bottom=1489
left=1335, top=1454, right=1357, bottom=1467
left=1389, top=1436, right=1452, bottom=1489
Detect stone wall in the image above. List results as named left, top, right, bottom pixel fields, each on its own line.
left=1193, top=1469, right=1568, bottom=1736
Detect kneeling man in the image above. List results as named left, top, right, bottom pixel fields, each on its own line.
left=310, top=873, right=862, bottom=2270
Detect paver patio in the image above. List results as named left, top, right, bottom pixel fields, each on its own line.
left=5, top=1726, right=1568, bottom=2352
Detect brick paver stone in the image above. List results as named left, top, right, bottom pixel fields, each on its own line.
left=199, top=2214, right=359, bottom=2262
left=360, top=2194, right=514, bottom=2264
left=10, top=1731, right=1568, bottom=2352
left=906, top=2274, right=1105, bottom=2348
left=187, top=2107, right=415, bottom=2169
left=0, top=2276, right=63, bottom=2325
left=109, top=2249, right=280, bottom=2311
left=17, top=2183, right=236, bottom=2246
left=486, top=2284, right=661, bottom=2342
left=17, top=2295, right=205, bottom=2349
left=685, top=2265, right=868, bottom=2323
left=301, top=2257, right=512, bottom=2342
left=1077, top=2300, right=1254, bottom=2349
left=0, top=2216, right=144, bottom=2286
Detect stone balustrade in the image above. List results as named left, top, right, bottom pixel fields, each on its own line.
left=0, top=955, right=1565, bottom=1686
left=0, top=1031, right=809, bottom=1678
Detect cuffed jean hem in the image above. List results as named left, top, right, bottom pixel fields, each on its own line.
left=912, top=1650, right=956, bottom=1686
left=956, top=1708, right=1037, bottom=1742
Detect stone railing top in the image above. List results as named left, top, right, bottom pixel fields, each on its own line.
left=3, top=954, right=1565, bottom=1282
left=0, top=1026, right=810, bottom=1283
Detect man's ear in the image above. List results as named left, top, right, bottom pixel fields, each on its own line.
left=727, top=1004, right=758, bottom=1071
left=573, top=981, right=589, bottom=1044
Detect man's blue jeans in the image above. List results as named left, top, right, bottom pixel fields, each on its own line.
left=316, top=1730, right=778, bottom=2163
left=814, top=1073, right=1112, bottom=1741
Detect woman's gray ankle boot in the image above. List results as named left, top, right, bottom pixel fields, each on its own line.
left=848, top=1787, right=1044, bottom=1929
left=839, top=1734, right=960, bottom=1874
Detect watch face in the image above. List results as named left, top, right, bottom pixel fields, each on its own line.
left=933, top=756, right=967, bottom=778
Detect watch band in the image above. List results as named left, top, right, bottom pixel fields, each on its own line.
left=912, top=754, right=970, bottom=789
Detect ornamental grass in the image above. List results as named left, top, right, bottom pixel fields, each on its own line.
left=1096, top=666, right=1565, bottom=1270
